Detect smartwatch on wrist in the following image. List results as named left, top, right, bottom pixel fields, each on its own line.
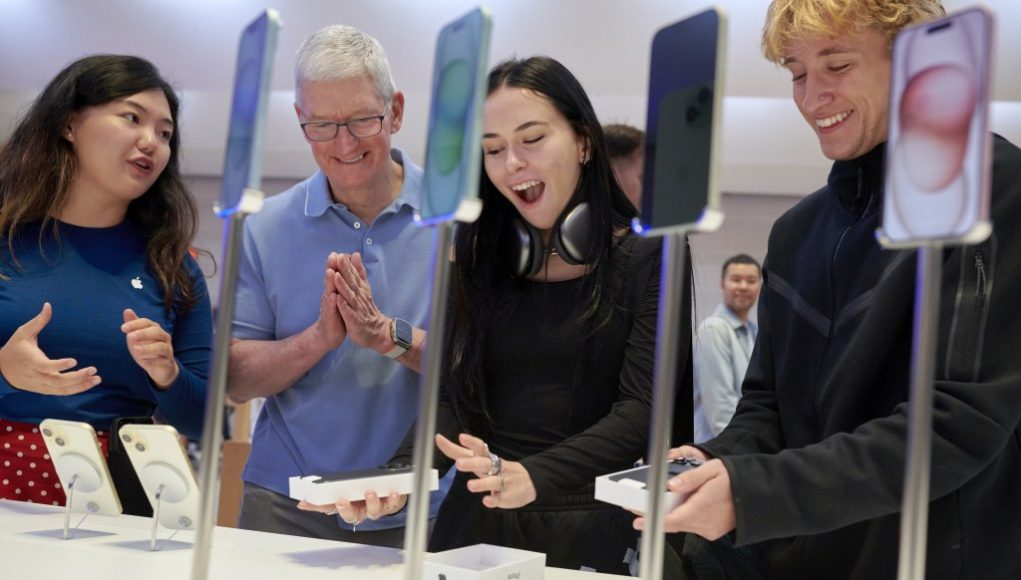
left=384, top=318, right=413, bottom=359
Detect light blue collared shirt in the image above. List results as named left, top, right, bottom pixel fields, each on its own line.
left=693, top=304, right=758, bottom=443
left=232, top=148, right=448, bottom=530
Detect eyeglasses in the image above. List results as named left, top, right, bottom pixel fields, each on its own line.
left=299, top=100, right=390, bottom=142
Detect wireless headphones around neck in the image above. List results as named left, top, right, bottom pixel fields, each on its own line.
left=500, top=202, right=592, bottom=278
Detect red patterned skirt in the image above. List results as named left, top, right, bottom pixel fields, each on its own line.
left=0, top=418, right=109, bottom=506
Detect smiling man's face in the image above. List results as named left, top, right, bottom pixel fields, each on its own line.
left=295, top=74, right=403, bottom=201
left=783, top=28, right=892, bottom=160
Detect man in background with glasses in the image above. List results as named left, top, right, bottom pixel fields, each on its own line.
left=226, top=24, right=446, bottom=547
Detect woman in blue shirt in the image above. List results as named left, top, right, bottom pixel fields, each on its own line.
left=0, top=55, right=212, bottom=508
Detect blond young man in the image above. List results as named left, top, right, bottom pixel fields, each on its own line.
left=638, top=2, right=1021, bottom=578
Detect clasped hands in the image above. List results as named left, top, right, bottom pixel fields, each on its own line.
left=318, top=252, right=391, bottom=354
left=0, top=302, right=178, bottom=394
left=630, top=445, right=737, bottom=541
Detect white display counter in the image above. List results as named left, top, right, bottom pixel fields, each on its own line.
left=0, top=500, right=618, bottom=579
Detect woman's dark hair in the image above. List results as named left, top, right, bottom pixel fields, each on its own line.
left=447, top=56, right=638, bottom=432
left=0, top=54, right=202, bottom=311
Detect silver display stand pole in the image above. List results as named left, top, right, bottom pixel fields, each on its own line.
left=191, top=190, right=264, bottom=580
left=60, top=475, right=93, bottom=539
left=639, top=231, right=687, bottom=580
left=403, top=221, right=454, bottom=580
left=896, top=243, right=943, bottom=580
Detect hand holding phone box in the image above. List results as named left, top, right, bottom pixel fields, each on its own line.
left=594, top=458, right=702, bottom=513
left=119, top=424, right=199, bottom=531
left=39, top=419, right=122, bottom=517
left=288, top=464, right=439, bottom=506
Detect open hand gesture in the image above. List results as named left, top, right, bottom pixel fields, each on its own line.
left=437, top=433, right=537, bottom=510
left=0, top=303, right=100, bottom=395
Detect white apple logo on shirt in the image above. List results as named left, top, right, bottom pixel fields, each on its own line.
left=131, top=277, right=143, bottom=289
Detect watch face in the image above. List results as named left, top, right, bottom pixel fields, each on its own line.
left=394, top=318, right=413, bottom=348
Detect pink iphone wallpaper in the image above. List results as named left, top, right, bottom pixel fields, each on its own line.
left=883, top=8, right=993, bottom=245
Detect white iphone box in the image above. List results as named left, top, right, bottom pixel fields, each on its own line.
left=288, top=464, right=439, bottom=505
left=422, top=543, right=545, bottom=580
left=594, top=458, right=702, bottom=513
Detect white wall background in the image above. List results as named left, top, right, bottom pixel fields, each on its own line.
left=2, top=0, right=1019, bottom=316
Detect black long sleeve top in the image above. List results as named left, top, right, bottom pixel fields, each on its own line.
left=395, top=234, right=671, bottom=501
left=702, top=135, right=1021, bottom=580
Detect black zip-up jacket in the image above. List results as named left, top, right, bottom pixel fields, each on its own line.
left=701, top=135, right=1021, bottom=579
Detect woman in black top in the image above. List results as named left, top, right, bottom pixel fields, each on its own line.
left=430, top=56, right=662, bottom=574
left=306, top=56, right=667, bottom=574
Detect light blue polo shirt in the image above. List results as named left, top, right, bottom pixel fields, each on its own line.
left=232, top=148, right=448, bottom=530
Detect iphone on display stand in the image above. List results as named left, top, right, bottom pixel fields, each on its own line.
left=883, top=9, right=996, bottom=577
left=215, top=8, right=281, bottom=218
left=879, top=7, right=994, bottom=247
left=403, top=10, right=494, bottom=578
left=39, top=418, right=122, bottom=539
left=415, top=6, right=492, bottom=225
left=633, top=7, right=727, bottom=237
left=118, top=424, right=199, bottom=550
left=623, top=9, right=728, bottom=579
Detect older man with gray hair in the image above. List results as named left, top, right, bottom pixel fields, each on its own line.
left=227, top=24, right=445, bottom=547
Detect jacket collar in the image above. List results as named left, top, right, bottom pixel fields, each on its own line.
left=826, top=141, right=887, bottom=215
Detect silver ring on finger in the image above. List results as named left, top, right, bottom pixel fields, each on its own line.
left=499, top=473, right=506, bottom=493
left=487, top=451, right=503, bottom=476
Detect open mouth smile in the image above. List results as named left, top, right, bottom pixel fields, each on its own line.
left=511, top=180, right=544, bottom=204
left=816, top=110, right=852, bottom=129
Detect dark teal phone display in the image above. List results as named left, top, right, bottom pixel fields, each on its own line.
left=636, top=8, right=724, bottom=235
left=418, top=7, right=491, bottom=225
left=218, top=10, right=280, bottom=217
